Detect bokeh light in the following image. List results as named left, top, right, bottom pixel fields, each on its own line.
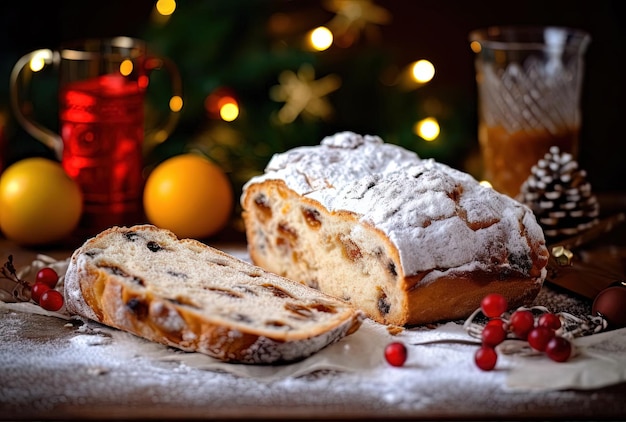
left=309, top=26, right=333, bottom=51
left=413, top=117, right=440, bottom=141
left=169, top=96, right=183, bottom=113
left=119, top=59, right=133, bottom=76
left=28, top=51, right=51, bottom=72
left=204, top=88, right=240, bottom=121
left=411, top=60, right=435, bottom=83
left=156, top=0, right=176, bottom=16
left=220, top=102, right=239, bottom=121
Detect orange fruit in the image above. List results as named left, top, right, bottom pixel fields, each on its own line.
left=143, top=153, right=233, bottom=239
left=0, top=157, right=83, bottom=245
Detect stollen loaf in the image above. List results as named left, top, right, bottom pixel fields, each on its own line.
left=241, top=132, right=550, bottom=326
left=64, top=224, right=364, bottom=364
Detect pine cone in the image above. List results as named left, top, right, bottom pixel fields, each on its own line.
left=517, top=146, right=600, bottom=242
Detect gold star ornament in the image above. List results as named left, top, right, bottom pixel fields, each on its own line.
left=270, top=64, right=341, bottom=124
left=324, top=0, right=391, bottom=47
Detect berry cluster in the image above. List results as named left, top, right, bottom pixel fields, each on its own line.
left=474, top=293, right=572, bottom=371
left=30, top=267, right=64, bottom=311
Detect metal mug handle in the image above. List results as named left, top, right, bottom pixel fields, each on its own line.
left=9, top=46, right=183, bottom=160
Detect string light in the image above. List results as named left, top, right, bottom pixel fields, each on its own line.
left=220, top=102, right=239, bottom=121
left=156, top=0, right=176, bottom=16
left=309, top=26, right=333, bottom=51
left=411, top=60, right=435, bottom=83
left=169, top=96, right=183, bottom=113
left=204, top=88, right=239, bottom=121
left=119, top=59, right=133, bottom=76
left=413, top=117, right=440, bottom=141
left=470, top=41, right=482, bottom=53
left=480, top=180, right=493, bottom=188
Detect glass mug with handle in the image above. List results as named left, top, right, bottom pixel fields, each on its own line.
left=10, top=36, right=182, bottom=236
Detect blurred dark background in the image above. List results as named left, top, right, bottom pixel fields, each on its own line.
left=1, top=0, right=625, bottom=194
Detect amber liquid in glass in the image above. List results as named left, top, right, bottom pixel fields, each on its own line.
left=59, top=74, right=145, bottom=234
left=479, top=124, right=579, bottom=198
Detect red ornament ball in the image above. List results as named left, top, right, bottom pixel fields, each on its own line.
left=592, top=283, right=626, bottom=329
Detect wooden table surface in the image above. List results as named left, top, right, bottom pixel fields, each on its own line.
left=2, top=193, right=626, bottom=421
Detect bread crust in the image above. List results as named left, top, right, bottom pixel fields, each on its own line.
left=65, top=225, right=364, bottom=364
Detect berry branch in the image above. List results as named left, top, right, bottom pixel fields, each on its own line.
left=0, top=255, right=31, bottom=302
left=0, top=255, right=64, bottom=311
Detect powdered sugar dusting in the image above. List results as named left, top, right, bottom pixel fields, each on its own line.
left=246, top=131, right=421, bottom=195
left=64, top=253, right=98, bottom=321
left=244, top=132, right=546, bottom=278
left=2, top=256, right=626, bottom=419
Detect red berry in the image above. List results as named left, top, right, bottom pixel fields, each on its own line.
left=35, top=267, right=59, bottom=288
left=384, top=342, right=408, bottom=367
left=480, top=293, right=508, bottom=318
left=509, top=310, right=535, bottom=339
left=475, top=345, right=498, bottom=371
left=527, top=326, right=555, bottom=352
left=481, top=323, right=507, bottom=347
left=39, top=289, right=64, bottom=312
left=545, top=336, right=572, bottom=362
left=31, top=282, right=51, bottom=303
left=486, top=318, right=508, bottom=331
left=537, top=313, right=562, bottom=330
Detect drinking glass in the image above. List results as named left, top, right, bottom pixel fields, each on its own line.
left=469, top=26, right=591, bottom=198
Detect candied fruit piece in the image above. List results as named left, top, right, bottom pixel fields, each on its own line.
left=126, top=297, right=149, bottom=319
left=340, top=236, right=362, bottom=261
left=302, top=207, right=322, bottom=229
left=204, top=286, right=243, bottom=299
left=261, top=283, right=295, bottom=299
left=253, top=194, right=273, bottom=221
left=377, top=288, right=391, bottom=316
left=284, top=302, right=314, bottom=320
left=277, top=222, right=298, bottom=243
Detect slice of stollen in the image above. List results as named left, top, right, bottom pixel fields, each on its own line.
left=64, top=224, right=364, bottom=364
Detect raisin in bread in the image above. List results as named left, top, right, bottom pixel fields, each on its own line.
left=241, top=132, right=550, bottom=326
left=64, top=225, right=364, bottom=364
